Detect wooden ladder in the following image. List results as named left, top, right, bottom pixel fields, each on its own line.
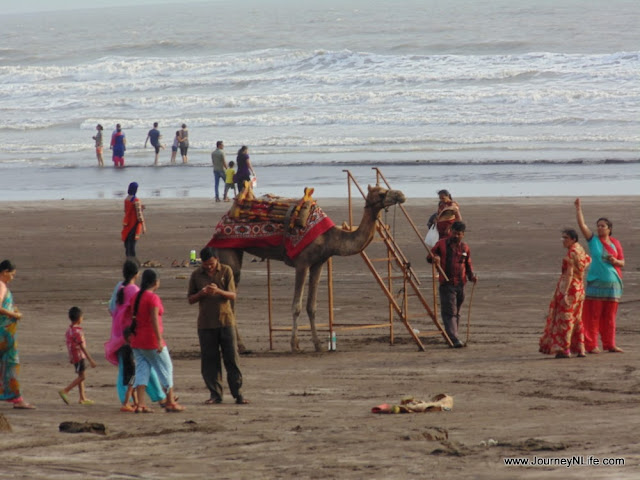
left=344, top=169, right=453, bottom=351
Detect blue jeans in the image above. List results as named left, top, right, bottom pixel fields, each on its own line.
left=214, top=170, right=225, bottom=199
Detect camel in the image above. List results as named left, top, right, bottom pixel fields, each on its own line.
left=214, top=185, right=406, bottom=352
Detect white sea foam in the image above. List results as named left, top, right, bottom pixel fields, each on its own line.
left=0, top=0, right=638, bottom=199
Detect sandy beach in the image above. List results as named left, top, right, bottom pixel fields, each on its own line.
left=0, top=195, right=638, bottom=479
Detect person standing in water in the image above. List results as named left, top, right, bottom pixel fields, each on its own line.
left=93, top=124, right=104, bottom=167
left=110, top=124, right=127, bottom=168
left=144, top=122, right=164, bottom=166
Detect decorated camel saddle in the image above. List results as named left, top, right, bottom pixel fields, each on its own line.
left=208, top=185, right=335, bottom=260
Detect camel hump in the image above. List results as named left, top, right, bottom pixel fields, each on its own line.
left=229, top=187, right=316, bottom=228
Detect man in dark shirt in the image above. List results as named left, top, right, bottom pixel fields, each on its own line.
left=187, top=247, right=248, bottom=404
left=144, top=122, right=164, bottom=165
left=428, top=221, right=477, bottom=348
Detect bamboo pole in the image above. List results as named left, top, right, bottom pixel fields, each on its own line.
left=371, top=167, right=449, bottom=281
left=465, top=280, right=477, bottom=346
left=327, top=257, right=335, bottom=339
left=267, top=259, right=273, bottom=350
left=387, top=243, right=394, bottom=345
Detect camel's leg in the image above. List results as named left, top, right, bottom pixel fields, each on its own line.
left=291, top=267, right=308, bottom=352
left=306, top=262, right=324, bottom=352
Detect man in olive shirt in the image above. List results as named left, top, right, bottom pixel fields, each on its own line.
left=187, top=247, right=248, bottom=404
left=211, top=140, right=227, bottom=202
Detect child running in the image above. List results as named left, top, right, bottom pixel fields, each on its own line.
left=60, top=306, right=97, bottom=405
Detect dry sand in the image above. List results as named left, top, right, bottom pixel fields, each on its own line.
left=0, top=195, right=638, bottom=479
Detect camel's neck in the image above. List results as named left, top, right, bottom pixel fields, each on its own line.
left=330, top=204, right=381, bottom=257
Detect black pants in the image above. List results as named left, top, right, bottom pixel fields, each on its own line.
left=236, top=175, right=250, bottom=193
left=124, top=226, right=137, bottom=258
left=198, top=327, right=243, bottom=401
left=439, top=283, right=465, bottom=343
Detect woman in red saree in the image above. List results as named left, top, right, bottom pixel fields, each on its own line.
left=433, top=189, right=462, bottom=239
left=539, top=229, right=591, bottom=358
left=121, top=182, right=146, bottom=264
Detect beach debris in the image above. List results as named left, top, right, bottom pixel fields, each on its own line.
left=422, top=427, right=449, bottom=442
left=498, top=438, right=568, bottom=452
left=371, top=394, right=453, bottom=413
left=479, top=438, right=498, bottom=447
left=141, top=260, right=163, bottom=268
left=430, top=440, right=472, bottom=457
left=0, top=414, right=12, bottom=432
left=59, top=421, right=108, bottom=435
left=171, top=259, right=180, bottom=268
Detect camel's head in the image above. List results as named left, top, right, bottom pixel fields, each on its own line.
left=366, top=185, right=406, bottom=211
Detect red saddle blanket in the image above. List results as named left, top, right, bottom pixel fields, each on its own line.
left=207, top=204, right=335, bottom=260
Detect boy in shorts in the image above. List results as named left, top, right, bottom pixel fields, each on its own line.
left=223, top=161, right=237, bottom=201
left=59, top=306, right=97, bottom=405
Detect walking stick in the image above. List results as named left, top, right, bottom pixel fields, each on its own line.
left=464, top=280, right=477, bottom=346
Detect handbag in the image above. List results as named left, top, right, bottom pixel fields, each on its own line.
left=425, top=224, right=439, bottom=248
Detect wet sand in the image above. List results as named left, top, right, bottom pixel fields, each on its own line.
left=1, top=195, right=638, bottom=479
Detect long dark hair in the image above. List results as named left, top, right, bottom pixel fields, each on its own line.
left=127, top=269, right=158, bottom=338
left=562, top=228, right=579, bottom=242
left=0, top=260, right=16, bottom=273
left=116, top=260, right=139, bottom=306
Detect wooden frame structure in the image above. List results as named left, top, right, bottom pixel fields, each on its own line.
left=266, top=168, right=452, bottom=350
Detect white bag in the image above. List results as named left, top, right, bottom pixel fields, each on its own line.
left=251, top=175, right=257, bottom=189
left=425, top=224, right=439, bottom=248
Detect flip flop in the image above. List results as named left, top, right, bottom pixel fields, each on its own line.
left=164, top=402, right=185, bottom=412
left=79, top=399, right=95, bottom=405
left=235, top=396, right=249, bottom=405
left=135, top=405, right=153, bottom=413
left=58, top=390, right=70, bottom=405
left=159, top=396, right=179, bottom=408
left=13, top=402, right=36, bottom=409
left=204, top=398, right=222, bottom=405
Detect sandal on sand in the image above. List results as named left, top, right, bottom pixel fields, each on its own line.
left=120, top=404, right=136, bottom=412
left=79, top=399, right=95, bottom=405
left=58, top=390, right=70, bottom=405
left=159, top=396, right=179, bottom=408
left=204, top=398, right=222, bottom=405
left=164, top=402, right=185, bottom=412
left=13, top=402, right=36, bottom=409
left=135, top=405, right=153, bottom=413
left=608, top=346, right=624, bottom=353
left=588, top=348, right=601, bottom=354
left=235, top=396, right=249, bottom=405
left=555, top=352, right=570, bottom=359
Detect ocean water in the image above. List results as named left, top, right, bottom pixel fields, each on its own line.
left=0, top=0, right=638, bottom=200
